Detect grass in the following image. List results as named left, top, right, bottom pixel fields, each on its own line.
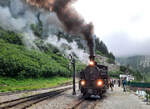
left=0, top=76, right=72, bottom=92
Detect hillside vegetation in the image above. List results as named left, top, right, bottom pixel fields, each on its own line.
left=0, top=39, right=71, bottom=78
left=117, top=56, right=150, bottom=82
left=0, top=26, right=115, bottom=79
left=0, top=28, right=86, bottom=79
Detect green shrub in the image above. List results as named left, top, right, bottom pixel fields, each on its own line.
left=0, top=39, right=71, bottom=78
left=109, top=70, right=123, bottom=78
left=96, top=50, right=104, bottom=56
left=107, top=58, right=115, bottom=64
left=0, top=27, right=23, bottom=45
left=120, top=66, right=127, bottom=72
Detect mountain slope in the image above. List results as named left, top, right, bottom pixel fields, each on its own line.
left=0, top=28, right=87, bottom=78
left=116, top=56, right=150, bottom=80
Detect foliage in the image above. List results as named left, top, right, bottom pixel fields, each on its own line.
left=0, top=27, right=23, bottom=45
left=95, top=37, right=108, bottom=55
left=108, top=52, right=115, bottom=60
left=109, top=70, right=123, bottom=78
left=132, top=70, right=143, bottom=81
left=107, top=58, right=115, bottom=64
left=30, top=13, right=43, bottom=38
left=95, top=37, right=115, bottom=60
left=34, top=39, right=60, bottom=54
left=117, top=56, right=150, bottom=74
left=0, top=39, right=71, bottom=78
left=120, top=66, right=127, bottom=72
left=110, top=65, right=143, bottom=81
left=120, top=65, right=143, bottom=81
left=0, top=25, right=116, bottom=80
left=76, top=62, right=86, bottom=73
left=57, top=31, right=73, bottom=43
left=30, top=24, right=43, bottom=38
left=145, top=90, right=150, bottom=101
left=0, top=76, right=71, bottom=92
left=146, top=77, right=150, bottom=82
left=96, top=50, right=104, bottom=56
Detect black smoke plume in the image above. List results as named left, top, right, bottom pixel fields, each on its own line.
left=26, top=0, right=95, bottom=56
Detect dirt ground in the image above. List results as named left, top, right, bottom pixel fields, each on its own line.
left=95, top=85, right=150, bottom=109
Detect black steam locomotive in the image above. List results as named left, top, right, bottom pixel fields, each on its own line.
left=79, top=56, right=109, bottom=98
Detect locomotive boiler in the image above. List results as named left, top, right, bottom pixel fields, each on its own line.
left=79, top=56, right=109, bottom=98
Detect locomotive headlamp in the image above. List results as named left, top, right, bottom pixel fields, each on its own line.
left=97, top=80, right=103, bottom=86
left=89, top=60, right=95, bottom=66
left=81, top=80, right=86, bottom=86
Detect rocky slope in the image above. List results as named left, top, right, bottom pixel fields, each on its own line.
left=96, top=55, right=120, bottom=72
left=116, top=56, right=150, bottom=75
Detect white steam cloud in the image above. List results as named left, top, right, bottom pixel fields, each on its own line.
left=46, top=35, right=89, bottom=63
left=0, top=0, right=37, bottom=48
left=0, top=0, right=89, bottom=63
left=0, top=6, right=26, bottom=32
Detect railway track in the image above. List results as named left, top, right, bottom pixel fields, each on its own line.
left=70, top=98, right=85, bottom=109
left=67, top=98, right=100, bottom=109
left=67, top=94, right=107, bottom=109
left=0, top=87, right=71, bottom=109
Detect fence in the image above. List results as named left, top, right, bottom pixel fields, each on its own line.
left=127, top=82, right=150, bottom=88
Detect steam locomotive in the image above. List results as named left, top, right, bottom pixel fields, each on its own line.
left=79, top=56, right=109, bottom=98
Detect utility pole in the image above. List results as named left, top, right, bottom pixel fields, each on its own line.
left=69, top=54, right=76, bottom=95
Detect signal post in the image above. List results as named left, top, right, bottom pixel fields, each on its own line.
left=69, top=54, right=76, bottom=95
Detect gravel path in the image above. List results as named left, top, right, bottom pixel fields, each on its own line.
left=95, top=85, right=150, bottom=109
left=28, top=89, right=81, bottom=109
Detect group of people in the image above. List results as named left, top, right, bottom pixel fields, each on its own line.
left=109, top=77, right=127, bottom=92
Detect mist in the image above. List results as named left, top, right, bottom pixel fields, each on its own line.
left=0, top=0, right=89, bottom=63
left=46, top=35, right=89, bottom=63
left=104, top=32, right=150, bottom=57
left=26, top=0, right=95, bottom=56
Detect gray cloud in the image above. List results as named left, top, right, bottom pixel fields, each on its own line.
left=103, top=32, right=150, bottom=57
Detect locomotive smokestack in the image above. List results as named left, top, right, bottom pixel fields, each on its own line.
left=89, top=55, right=95, bottom=66
left=26, top=0, right=95, bottom=56
left=89, top=55, right=95, bottom=61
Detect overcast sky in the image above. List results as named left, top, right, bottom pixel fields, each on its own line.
left=74, top=0, right=150, bottom=57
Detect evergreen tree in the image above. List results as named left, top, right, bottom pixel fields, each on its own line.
left=95, top=37, right=115, bottom=60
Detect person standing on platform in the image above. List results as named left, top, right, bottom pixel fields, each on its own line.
left=118, top=79, right=120, bottom=87
left=109, top=80, right=114, bottom=91
left=122, top=77, right=127, bottom=92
